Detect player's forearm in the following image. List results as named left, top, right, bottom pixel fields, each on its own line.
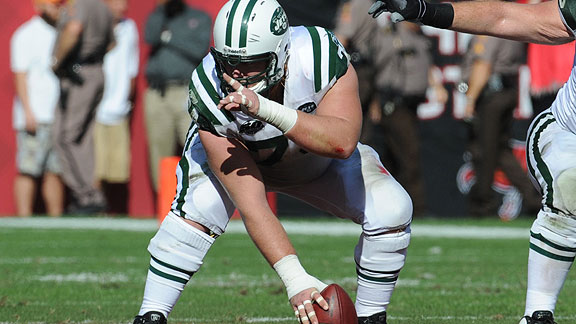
left=285, top=114, right=360, bottom=159
left=241, top=208, right=297, bottom=266
left=200, top=130, right=297, bottom=265
left=451, top=2, right=571, bottom=44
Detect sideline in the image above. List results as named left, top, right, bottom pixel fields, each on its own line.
left=0, top=217, right=529, bottom=239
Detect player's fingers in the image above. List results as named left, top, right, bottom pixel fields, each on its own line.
left=218, top=93, right=236, bottom=105
left=296, top=304, right=309, bottom=323
left=307, top=311, right=317, bottom=323
left=222, top=73, right=240, bottom=91
left=241, top=94, right=247, bottom=106
left=302, top=300, right=318, bottom=324
left=311, top=291, right=328, bottom=310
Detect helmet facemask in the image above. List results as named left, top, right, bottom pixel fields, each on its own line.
left=210, top=48, right=280, bottom=94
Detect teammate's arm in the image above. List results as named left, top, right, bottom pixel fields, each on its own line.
left=369, top=0, right=573, bottom=44
left=450, top=1, right=573, bottom=44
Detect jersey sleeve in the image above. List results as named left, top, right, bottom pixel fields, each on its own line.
left=188, top=58, right=236, bottom=135
left=303, top=26, right=350, bottom=95
left=126, top=20, right=140, bottom=78
left=10, top=28, right=29, bottom=73
left=559, top=0, right=576, bottom=36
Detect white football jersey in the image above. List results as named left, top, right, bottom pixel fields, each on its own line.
left=554, top=1, right=576, bottom=134
left=188, top=26, right=349, bottom=170
left=549, top=49, right=576, bottom=135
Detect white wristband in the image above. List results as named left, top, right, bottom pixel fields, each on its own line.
left=256, top=94, right=298, bottom=133
left=273, top=254, right=327, bottom=299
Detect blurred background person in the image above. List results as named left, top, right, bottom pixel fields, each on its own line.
left=460, top=35, right=541, bottom=219
left=333, top=0, right=378, bottom=142
left=51, top=0, right=115, bottom=215
left=10, top=0, right=65, bottom=218
left=368, top=21, right=445, bottom=217
left=143, top=0, right=211, bottom=194
left=95, top=0, right=138, bottom=215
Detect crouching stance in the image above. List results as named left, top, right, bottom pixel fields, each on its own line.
left=133, top=1, right=412, bottom=323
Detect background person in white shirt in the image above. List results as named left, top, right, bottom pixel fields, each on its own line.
left=96, top=0, right=139, bottom=214
left=10, top=0, right=66, bottom=217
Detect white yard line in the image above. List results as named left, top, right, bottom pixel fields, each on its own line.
left=0, top=217, right=529, bottom=239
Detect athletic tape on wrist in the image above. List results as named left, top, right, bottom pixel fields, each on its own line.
left=256, top=94, right=298, bottom=133
left=273, top=255, right=326, bottom=299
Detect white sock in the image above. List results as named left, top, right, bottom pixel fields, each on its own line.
left=355, top=270, right=396, bottom=316
left=524, top=233, right=574, bottom=315
left=139, top=257, right=192, bottom=317
left=354, top=231, right=410, bottom=317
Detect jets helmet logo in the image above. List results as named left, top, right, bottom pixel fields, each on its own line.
left=270, top=7, right=288, bottom=36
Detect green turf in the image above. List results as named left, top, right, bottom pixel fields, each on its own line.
left=0, top=218, right=575, bottom=323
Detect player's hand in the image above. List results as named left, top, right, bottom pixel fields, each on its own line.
left=218, top=73, right=260, bottom=118
left=290, top=287, right=329, bottom=324
left=368, top=0, right=427, bottom=23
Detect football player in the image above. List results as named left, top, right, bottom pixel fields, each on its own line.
left=369, top=1, right=576, bottom=323
left=132, top=1, right=413, bottom=324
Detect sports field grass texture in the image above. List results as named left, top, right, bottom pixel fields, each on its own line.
left=1, top=216, right=575, bottom=324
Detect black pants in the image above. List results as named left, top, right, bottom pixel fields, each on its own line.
left=468, top=87, right=540, bottom=215
left=374, top=95, right=427, bottom=216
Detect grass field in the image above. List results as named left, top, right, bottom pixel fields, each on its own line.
left=1, top=216, right=575, bottom=324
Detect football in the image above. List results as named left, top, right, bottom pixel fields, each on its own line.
left=312, top=284, right=357, bottom=324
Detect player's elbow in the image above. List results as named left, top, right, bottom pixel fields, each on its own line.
left=331, top=140, right=356, bottom=159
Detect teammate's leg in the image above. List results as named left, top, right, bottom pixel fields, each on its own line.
left=521, top=111, right=576, bottom=322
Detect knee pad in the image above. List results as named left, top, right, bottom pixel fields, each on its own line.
left=148, top=213, right=215, bottom=272
left=364, top=178, right=413, bottom=234
left=354, top=227, right=411, bottom=275
left=556, top=168, right=576, bottom=215
left=532, top=210, right=576, bottom=249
